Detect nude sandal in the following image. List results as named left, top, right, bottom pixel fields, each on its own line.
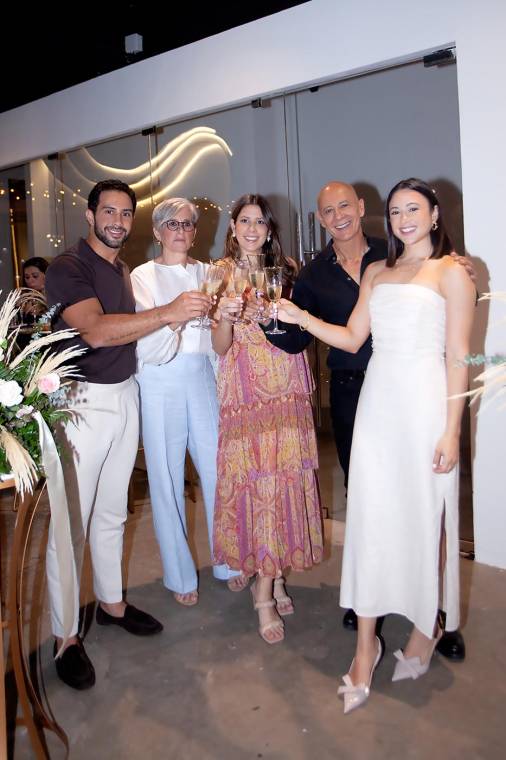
left=273, top=577, right=294, bottom=616
left=173, top=590, right=198, bottom=606
left=250, top=585, right=284, bottom=644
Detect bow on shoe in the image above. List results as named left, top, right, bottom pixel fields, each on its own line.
left=392, top=649, right=423, bottom=681
left=338, top=675, right=370, bottom=714
left=338, top=674, right=370, bottom=696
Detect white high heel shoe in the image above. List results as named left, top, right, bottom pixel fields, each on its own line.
left=338, top=636, right=384, bottom=714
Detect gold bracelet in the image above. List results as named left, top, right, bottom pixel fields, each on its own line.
left=299, top=310, right=310, bottom=331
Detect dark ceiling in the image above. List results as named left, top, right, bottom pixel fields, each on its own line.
left=3, top=1, right=307, bottom=114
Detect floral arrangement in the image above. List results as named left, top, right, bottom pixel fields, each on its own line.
left=463, top=292, right=506, bottom=409
left=0, top=289, right=85, bottom=494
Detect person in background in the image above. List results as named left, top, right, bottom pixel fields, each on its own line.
left=20, top=256, right=49, bottom=322
left=23, top=256, right=48, bottom=292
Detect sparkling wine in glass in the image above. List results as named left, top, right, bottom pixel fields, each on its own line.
left=247, top=252, right=266, bottom=321
left=192, top=263, right=224, bottom=329
left=229, top=260, right=250, bottom=323
left=264, top=267, right=286, bottom=335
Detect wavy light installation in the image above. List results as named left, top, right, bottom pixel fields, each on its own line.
left=140, top=144, right=227, bottom=206
left=77, top=127, right=232, bottom=198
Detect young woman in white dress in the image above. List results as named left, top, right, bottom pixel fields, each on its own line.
left=277, top=178, right=475, bottom=713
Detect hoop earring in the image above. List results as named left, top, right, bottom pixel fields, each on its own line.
left=432, top=221, right=438, bottom=231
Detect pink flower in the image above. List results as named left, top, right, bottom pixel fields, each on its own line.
left=37, top=373, right=60, bottom=394
left=15, top=405, right=34, bottom=419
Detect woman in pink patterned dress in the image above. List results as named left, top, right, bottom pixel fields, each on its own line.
left=212, top=194, right=323, bottom=645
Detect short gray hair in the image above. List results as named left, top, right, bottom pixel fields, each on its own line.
left=152, top=197, right=199, bottom=230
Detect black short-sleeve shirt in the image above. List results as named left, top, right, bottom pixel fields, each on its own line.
left=263, top=237, right=388, bottom=370
left=45, top=238, right=136, bottom=383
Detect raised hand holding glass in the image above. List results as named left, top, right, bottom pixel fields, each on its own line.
left=228, top=260, right=250, bottom=323
left=247, top=253, right=266, bottom=321
left=192, top=263, right=224, bottom=329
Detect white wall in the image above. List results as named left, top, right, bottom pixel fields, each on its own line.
left=0, top=0, right=505, bottom=567
left=453, top=2, right=506, bottom=568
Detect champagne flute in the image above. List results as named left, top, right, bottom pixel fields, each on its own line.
left=247, top=253, right=266, bottom=321
left=264, top=267, right=286, bottom=335
left=228, top=260, right=250, bottom=323
left=192, top=263, right=224, bottom=329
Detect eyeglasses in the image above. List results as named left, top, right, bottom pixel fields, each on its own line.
left=163, top=219, right=195, bottom=232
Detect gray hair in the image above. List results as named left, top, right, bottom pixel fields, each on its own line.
left=152, top=197, right=199, bottom=230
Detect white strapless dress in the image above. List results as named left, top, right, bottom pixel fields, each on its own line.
left=340, top=283, right=460, bottom=637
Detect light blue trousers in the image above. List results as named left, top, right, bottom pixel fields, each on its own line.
left=137, top=353, right=237, bottom=593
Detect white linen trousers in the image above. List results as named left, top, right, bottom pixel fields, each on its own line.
left=137, top=352, right=237, bottom=593
left=46, top=377, right=139, bottom=637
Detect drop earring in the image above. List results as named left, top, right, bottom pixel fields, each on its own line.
left=431, top=221, right=438, bottom=231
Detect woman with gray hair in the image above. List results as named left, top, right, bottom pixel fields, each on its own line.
left=131, top=197, right=239, bottom=606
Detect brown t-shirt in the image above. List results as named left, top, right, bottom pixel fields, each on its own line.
left=45, top=238, right=136, bottom=383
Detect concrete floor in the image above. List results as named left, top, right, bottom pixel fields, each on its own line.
left=2, top=437, right=506, bottom=759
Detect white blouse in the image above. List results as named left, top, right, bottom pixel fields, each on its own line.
left=131, top=259, right=213, bottom=370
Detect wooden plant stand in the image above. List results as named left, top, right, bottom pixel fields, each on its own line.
left=1, top=478, right=68, bottom=758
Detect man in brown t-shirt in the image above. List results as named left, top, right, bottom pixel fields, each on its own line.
left=45, top=179, right=211, bottom=690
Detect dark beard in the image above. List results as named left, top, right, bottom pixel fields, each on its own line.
left=94, top=222, right=129, bottom=249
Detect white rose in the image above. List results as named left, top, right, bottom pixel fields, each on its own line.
left=0, top=379, right=24, bottom=407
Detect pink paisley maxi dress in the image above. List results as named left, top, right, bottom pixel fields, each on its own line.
left=213, top=321, right=323, bottom=577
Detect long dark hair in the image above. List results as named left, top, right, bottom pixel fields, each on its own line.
left=385, top=178, right=454, bottom=267
left=224, top=194, right=297, bottom=287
